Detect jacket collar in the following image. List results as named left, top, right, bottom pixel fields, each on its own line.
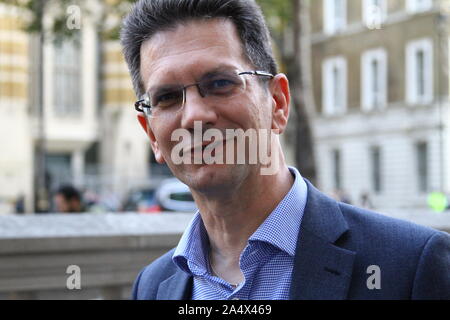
left=288, top=180, right=355, bottom=300
left=156, top=270, right=193, bottom=300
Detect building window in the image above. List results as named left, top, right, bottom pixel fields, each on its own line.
left=363, top=0, right=387, bottom=29
left=324, top=0, right=347, bottom=35
left=53, top=38, right=82, bottom=116
left=416, top=142, right=429, bottom=193
left=45, top=153, right=73, bottom=191
left=406, top=39, right=433, bottom=105
left=322, top=57, right=347, bottom=115
left=362, top=48, right=387, bottom=111
left=332, top=149, right=342, bottom=190
left=406, top=0, right=433, bottom=13
left=370, top=146, right=382, bottom=193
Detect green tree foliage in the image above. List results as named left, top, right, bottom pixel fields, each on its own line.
left=258, top=0, right=293, bottom=35
left=257, top=0, right=293, bottom=70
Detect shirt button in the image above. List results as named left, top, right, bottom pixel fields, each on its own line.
left=232, top=297, right=240, bottom=300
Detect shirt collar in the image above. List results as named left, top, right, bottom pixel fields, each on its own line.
left=248, top=166, right=307, bottom=256
left=173, top=212, right=210, bottom=275
left=172, top=166, right=308, bottom=274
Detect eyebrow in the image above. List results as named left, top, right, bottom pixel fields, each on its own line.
left=150, top=84, right=182, bottom=93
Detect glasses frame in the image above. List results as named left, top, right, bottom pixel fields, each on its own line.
left=134, top=70, right=274, bottom=115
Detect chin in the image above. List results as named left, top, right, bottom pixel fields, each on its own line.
left=176, top=163, right=248, bottom=194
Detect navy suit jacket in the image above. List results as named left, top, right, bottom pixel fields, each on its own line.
left=132, top=180, right=450, bottom=300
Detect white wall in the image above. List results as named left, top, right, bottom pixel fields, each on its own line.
left=43, top=18, right=98, bottom=150
left=0, top=99, right=33, bottom=214
left=0, top=5, right=33, bottom=213
left=314, top=102, right=446, bottom=210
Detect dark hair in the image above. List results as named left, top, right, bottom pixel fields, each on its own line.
left=55, top=185, right=81, bottom=202
left=120, top=0, right=278, bottom=97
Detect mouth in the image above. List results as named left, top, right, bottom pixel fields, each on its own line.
left=182, top=141, right=211, bottom=156
left=182, top=138, right=233, bottom=158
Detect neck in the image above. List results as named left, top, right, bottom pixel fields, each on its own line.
left=193, top=162, right=294, bottom=260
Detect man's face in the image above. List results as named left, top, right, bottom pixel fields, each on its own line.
left=139, top=19, right=277, bottom=193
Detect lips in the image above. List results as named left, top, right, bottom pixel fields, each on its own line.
left=181, top=138, right=232, bottom=158
left=182, top=141, right=211, bottom=156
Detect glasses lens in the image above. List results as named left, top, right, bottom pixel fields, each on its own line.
left=199, top=71, right=245, bottom=97
left=142, top=70, right=247, bottom=118
left=147, top=87, right=184, bottom=117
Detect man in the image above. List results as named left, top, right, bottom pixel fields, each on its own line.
left=121, top=0, right=449, bottom=299
left=53, top=185, right=84, bottom=213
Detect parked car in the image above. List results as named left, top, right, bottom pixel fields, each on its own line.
left=156, top=178, right=197, bottom=213
left=121, top=187, right=162, bottom=213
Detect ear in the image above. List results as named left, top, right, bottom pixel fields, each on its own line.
left=137, top=113, right=166, bottom=164
left=270, top=74, right=290, bottom=134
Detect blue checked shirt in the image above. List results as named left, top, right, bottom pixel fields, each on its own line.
left=172, top=167, right=308, bottom=300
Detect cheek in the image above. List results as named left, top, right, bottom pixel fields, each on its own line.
left=152, top=121, right=173, bottom=143
left=228, top=94, right=262, bottom=126
left=247, top=96, right=272, bottom=129
left=246, top=85, right=273, bottom=124
left=153, top=124, right=178, bottom=157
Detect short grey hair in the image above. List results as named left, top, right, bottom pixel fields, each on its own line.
left=120, top=0, right=278, bottom=97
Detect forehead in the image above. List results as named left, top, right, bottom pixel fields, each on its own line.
left=140, top=19, right=249, bottom=87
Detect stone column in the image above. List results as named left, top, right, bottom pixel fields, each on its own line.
left=72, top=150, right=85, bottom=187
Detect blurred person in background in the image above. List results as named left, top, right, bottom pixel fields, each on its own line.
left=14, top=194, right=25, bottom=214
left=360, top=192, right=374, bottom=210
left=53, top=185, right=84, bottom=213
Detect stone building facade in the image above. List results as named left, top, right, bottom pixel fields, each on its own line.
left=310, top=0, right=450, bottom=209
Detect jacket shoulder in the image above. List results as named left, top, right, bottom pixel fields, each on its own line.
left=339, top=203, right=443, bottom=247
left=132, top=248, right=179, bottom=300
left=337, top=203, right=450, bottom=299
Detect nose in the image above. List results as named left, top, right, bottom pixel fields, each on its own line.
left=180, top=85, right=218, bottom=131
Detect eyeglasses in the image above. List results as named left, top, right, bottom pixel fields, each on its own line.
left=135, top=70, right=274, bottom=118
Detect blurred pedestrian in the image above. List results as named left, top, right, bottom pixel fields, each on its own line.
left=15, top=194, right=25, bottom=214
left=360, top=192, right=374, bottom=209
left=332, top=189, right=352, bottom=205
left=53, top=185, right=84, bottom=213
left=338, top=190, right=352, bottom=205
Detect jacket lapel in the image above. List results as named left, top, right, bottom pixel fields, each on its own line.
left=156, top=269, right=193, bottom=300
left=289, top=180, right=356, bottom=300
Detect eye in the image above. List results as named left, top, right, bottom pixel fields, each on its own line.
left=153, top=90, right=183, bottom=108
left=203, top=77, right=239, bottom=95
left=211, top=79, right=234, bottom=89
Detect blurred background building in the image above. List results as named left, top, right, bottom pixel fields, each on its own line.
left=310, top=0, right=450, bottom=210
left=0, top=4, right=33, bottom=213
left=0, top=1, right=172, bottom=214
